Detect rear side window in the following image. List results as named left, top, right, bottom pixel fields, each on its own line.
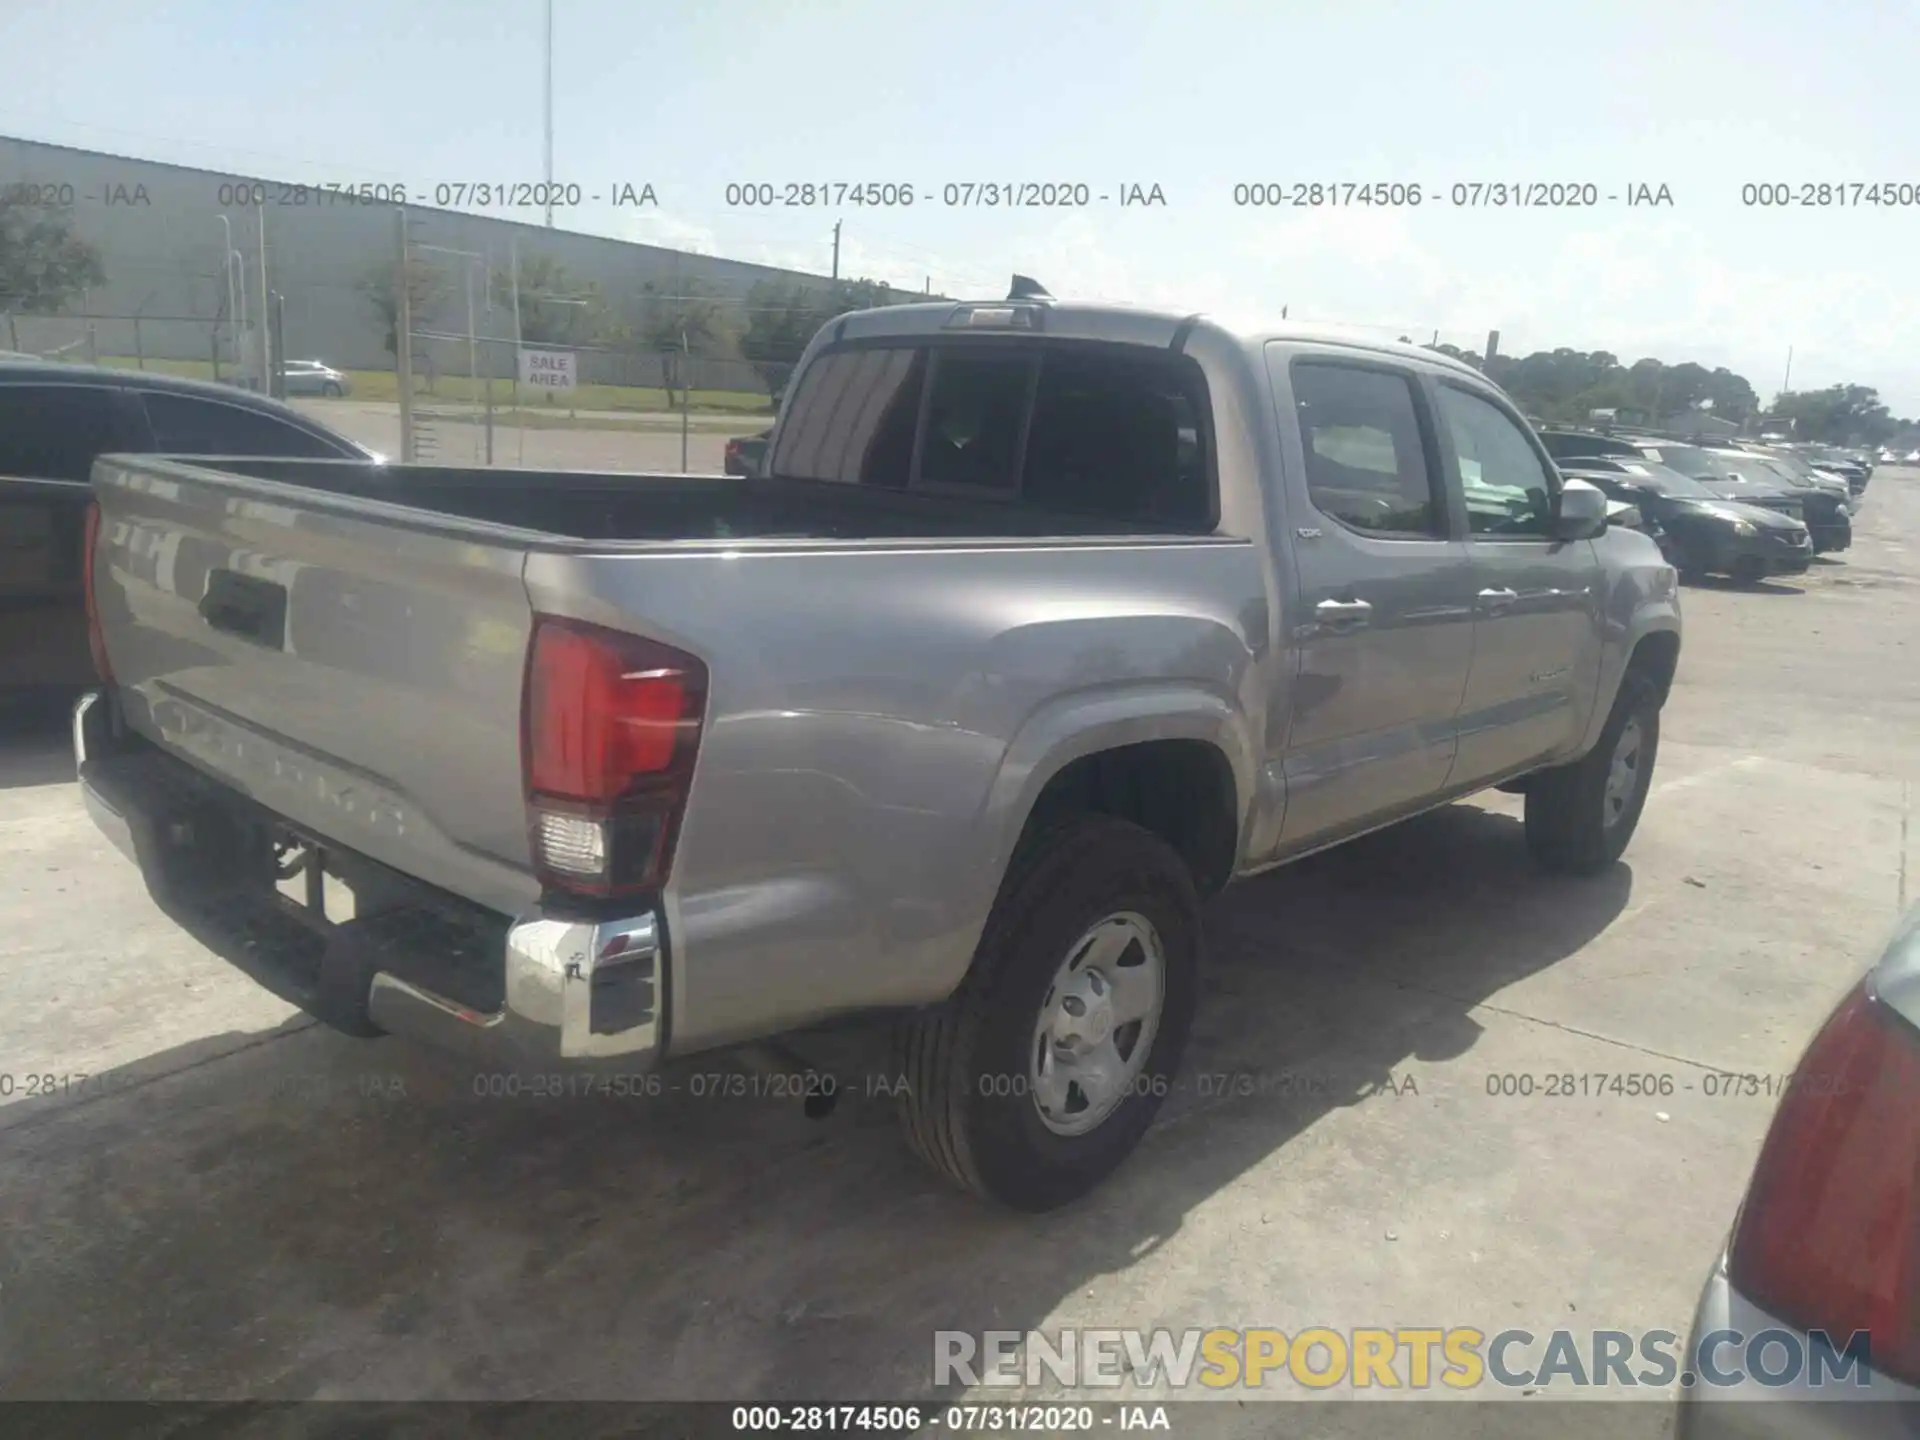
left=0, top=384, right=128, bottom=480
left=1290, top=362, right=1442, bottom=537
left=770, top=347, right=925, bottom=488
left=141, top=392, right=349, bottom=459
left=768, top=341, right=1214, bottom=531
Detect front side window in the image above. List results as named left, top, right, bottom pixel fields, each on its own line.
left=1291, top=362, right=1443, bottom=537
left=1438, top=386, right=1557, bottom=537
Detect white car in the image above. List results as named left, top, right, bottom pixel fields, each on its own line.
left=280, top=359, right=351, bottom=397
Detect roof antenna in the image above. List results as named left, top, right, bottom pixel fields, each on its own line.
left=1008, top=274, right=1053, bottom=302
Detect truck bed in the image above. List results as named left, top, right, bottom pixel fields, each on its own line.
left=196, top=458, right=1180, bottom=542
left=87, top=453, right=1263, bottom=1054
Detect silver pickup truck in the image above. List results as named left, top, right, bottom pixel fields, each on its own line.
left=73, top=284, right=1681, bottom=1210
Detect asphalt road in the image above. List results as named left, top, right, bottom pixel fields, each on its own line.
left=289, top=397, right=753, bottom=474
left=1, top=473, right=1916, bottom=1428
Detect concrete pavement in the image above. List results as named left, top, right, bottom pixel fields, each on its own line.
left=1, top=472, right=1915, bottom=1422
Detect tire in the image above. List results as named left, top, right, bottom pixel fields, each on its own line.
left=1730, top=556, right=1766, bottom=586
left=895, top=815, right=1200, bottom=1211
left=321, top=381, right=344, bottom=398
left=1524, top=673, right=1661, bottom=875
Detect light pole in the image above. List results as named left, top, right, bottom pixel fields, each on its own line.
left=543, top=0, right=555, bottom=228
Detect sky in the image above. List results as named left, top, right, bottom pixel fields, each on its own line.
left=4, top=0, right=1919, bottom=413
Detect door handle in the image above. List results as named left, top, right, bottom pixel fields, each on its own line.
left=1477, top=587, right=1520, bottom=611
left=1314, top=598, right=1373, bottom=630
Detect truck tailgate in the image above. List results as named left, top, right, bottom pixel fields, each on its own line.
left=90, top=457, right=541, bottom=917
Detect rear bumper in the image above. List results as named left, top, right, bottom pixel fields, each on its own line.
left=73, top=691, right=664, bottom=1071
left=1674, top=1254, right=1920, bottom=1438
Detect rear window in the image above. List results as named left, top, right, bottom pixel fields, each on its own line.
left=767, top=341, right=1214, bottom=531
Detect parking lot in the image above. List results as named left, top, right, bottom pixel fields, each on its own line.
left=1, top=472, right=1915, bottom=1422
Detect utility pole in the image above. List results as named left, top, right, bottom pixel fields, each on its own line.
left=1782, top=345, right=1794, bottom=395
left=543, top=0, right=555, bottom=228
left=1483, top=329, right=1500, bottom=370
left=256, top=199, right=273, bottom=392
left=831, top=220, right=841, bottom=281
left=395, top=208, right=415, bottom=463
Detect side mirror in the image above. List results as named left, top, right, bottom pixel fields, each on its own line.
left=1604, top=499, right=1643, bottom=531
left=1554, top=478, right=1609, bottom=540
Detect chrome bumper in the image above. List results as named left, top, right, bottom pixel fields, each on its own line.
left=365, top=911, right=663, bottom=1067
left=74, top=692, right=139, bottom=865
left=74, top=690, right=664, bottom=1071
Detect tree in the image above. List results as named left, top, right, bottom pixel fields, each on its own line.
left=740, top=276, right=899, bottom=396
left=1436, top=347, right=1764, bottom=428
left=636, top=277, right=726, bottom=355
left=1767, top=384, right=1896, bottom=444
left=0, top=194, right=106, bottom=329
left=357, top=255, right=453, bottom=359
left=490, top=252, right=605, bottom=347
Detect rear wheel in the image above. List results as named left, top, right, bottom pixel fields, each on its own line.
left=895, top=816, right=1200, bottom=1211
left=1524, top=674, right=1660, bottom=875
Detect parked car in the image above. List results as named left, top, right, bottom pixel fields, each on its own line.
left=280, top=359, right=351, bottom=398
left=1557, top=460, right=1812, bottom=583
left=1675, top=902, right=1920, bottom=1436
left=72, top=286, right=1681, bottom=1210
left=1617, top=439, right=1813, bottom=527
left=723, top=429, right=770, bottom=477
left=0, top=362, right=374, bottom=711
left=1744, top=446, right=1860, bottom=514
left=1800, top=446, right=1872, bottom=498
left=1706, top=449, right=1852, bottom=553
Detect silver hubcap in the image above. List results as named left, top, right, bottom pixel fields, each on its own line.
left=1603, top=716, right=1645, bottom=829
left=1030, top=912, right=1166, bottom=1136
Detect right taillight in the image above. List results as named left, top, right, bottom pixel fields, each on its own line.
left=521, top=615, right=707, bottom=899
left=1727, top=979, right=1920, bottom=1384
left=82, top=499, right=113, bottom=683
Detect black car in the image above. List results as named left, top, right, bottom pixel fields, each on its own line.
left=1558, top=459, right=1814, bottom=584
left=1804, top=446, right=1872, bottom=497
left=724, top=428, right=771, bottom=478
left=1707, top=449, right=1852, bottom=553
left=1, top=363, right=374, bottom=710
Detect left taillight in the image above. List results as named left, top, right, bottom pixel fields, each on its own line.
left=521, top=615, right=707, bottom=899
left=1726, top=978, right=1920, bottom=1384
left=82, top=499, right=113, bottom=683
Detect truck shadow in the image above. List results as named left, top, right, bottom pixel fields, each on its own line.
left=0, top=694, right=80, bottom=789
left=0, top=801, right=1634, bottom=1417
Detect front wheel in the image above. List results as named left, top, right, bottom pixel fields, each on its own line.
left=895, top=816, right=1200, bottom=1211
left=1524, top=675, right=1661, bottom=875
left=321, top=381, right=344, bottom=398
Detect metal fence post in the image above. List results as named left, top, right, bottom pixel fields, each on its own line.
left=396, top=207, right=415, bottom=463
